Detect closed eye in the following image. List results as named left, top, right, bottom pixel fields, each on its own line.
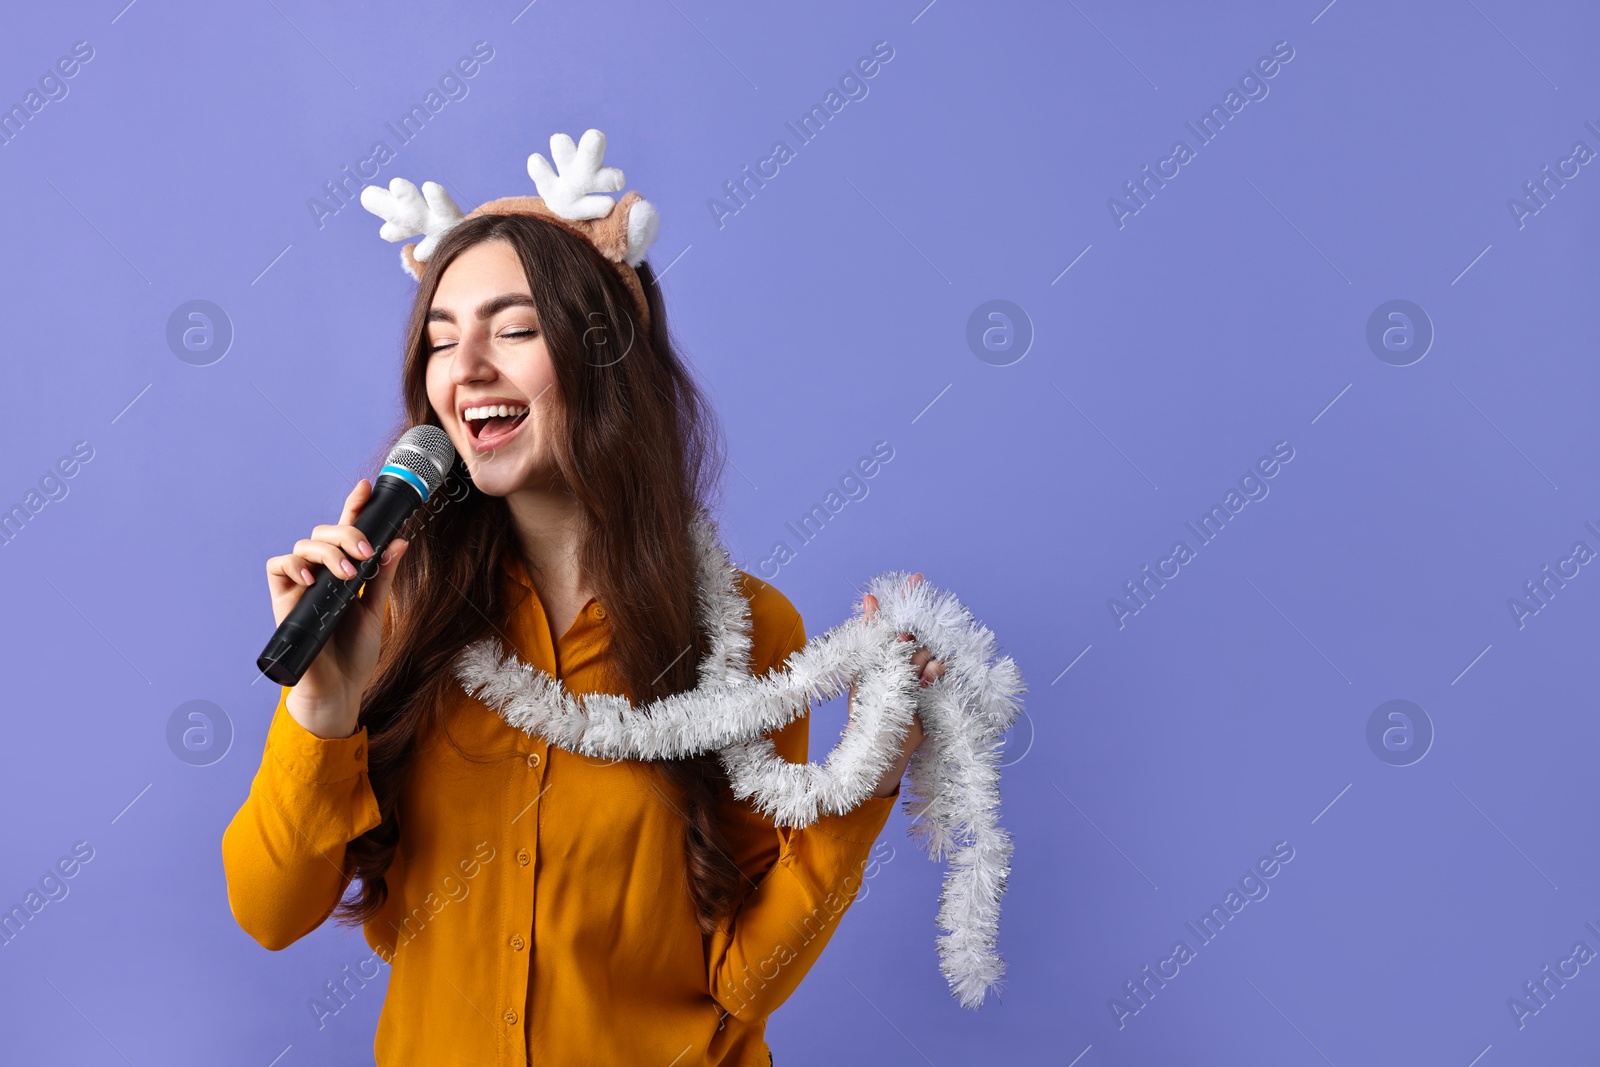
left=428, top=328, right=537, bottom=353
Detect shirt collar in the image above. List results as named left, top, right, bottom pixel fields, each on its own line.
left=501, top=550, right=535, bottom=593
left=499, top=550, right=604, bottom=644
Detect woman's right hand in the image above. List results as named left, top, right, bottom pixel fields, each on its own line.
left=265, top=478, right=410, bottom=739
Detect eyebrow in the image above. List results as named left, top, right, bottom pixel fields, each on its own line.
left=427, top=293, right=538, bottom=325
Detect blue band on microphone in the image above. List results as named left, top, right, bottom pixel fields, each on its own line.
left=379, top=464, right=429, bottom=502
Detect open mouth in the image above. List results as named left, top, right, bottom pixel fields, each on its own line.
left=464, top=405, right=530, bottom=449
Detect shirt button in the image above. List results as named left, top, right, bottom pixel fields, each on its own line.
left=503, top=1008, right=519, bottom=1025
left=509, top=934, right=525, bottom=951
left=526, top=751, right=541, bottom=769
left=592, top=605, right=606, bottom=620
left=353, top=745, right=364, bottom=761
left=516, top=849, right=530, bottom=866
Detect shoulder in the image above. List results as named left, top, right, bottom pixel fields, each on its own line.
left=731, top=571, right=811, bottom=762
left=734, top=570, right=804, bottom=676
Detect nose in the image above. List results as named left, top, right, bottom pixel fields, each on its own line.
left=448, top=324, right=496, bottom=386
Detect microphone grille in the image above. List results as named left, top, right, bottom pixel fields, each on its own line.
left=386, top=425, right=456, bottom=496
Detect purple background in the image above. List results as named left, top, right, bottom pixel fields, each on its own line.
left=2, top=0, right=1597, bottom=1063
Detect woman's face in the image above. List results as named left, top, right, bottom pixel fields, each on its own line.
left=424, top=239, right=561, bottom=495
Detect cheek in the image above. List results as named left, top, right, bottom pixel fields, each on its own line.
left=518, top=353, right=559, bottom=427
left=528, top=347, right=558, bottom=395
left=424, top=362, right=449, bottom=412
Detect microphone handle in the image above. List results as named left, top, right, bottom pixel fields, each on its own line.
left=255, top=471, right=423, bottom=687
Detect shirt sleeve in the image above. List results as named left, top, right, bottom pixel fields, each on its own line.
left=220, top=684, right=383, bottom=950
left=707, top=607, right=899, bottom=1021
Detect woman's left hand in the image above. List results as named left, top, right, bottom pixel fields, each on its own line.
left=848, top=572, right=945, bottom=799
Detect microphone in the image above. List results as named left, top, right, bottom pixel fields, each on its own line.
left=256, top=425, right=456, bottom=686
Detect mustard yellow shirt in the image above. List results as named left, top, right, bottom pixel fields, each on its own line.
left=222, top=552, right=897, bottom=1065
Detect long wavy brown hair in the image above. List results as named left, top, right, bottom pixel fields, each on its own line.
left=332, top=211, right=744, bottom=937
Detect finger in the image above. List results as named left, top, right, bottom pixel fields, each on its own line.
left=311, top=521, right=375, bottom=562
left=267, top=553, right=317, bottom=588
left=905, top=572, right=924, bottom=590
left=338, top=479, right=372, bottom=526
left=863, top=592, right=879, bottom=621
left=359, top=538, right=408, bottom=614
left=910, top=648, right=933, bottom=670
left=294, top=537, right=361, bottom=580
left=294, top=537, right=360, bottom=579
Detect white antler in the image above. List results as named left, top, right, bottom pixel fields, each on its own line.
left=526, top=129, right=625, bottom=220
left=358, top=178, right=465, bottom=261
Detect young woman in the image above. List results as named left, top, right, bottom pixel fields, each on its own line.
left=222, top=209, right=941, bottom=1065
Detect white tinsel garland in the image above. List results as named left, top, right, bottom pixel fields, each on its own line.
left=452, top=515, right=1026, bottom=1009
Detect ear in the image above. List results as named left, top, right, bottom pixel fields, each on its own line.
left=401, top=244, right=424, bottom=281
left=622, top=197, right=659, bottom=267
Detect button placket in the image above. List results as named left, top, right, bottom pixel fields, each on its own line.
left=510, top=743, right=545, bottom=988
left=505, top=775, right=536, bottom=1036
left=500, top=597, right=549, bottom=1042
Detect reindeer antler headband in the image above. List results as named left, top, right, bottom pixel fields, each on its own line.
left=358, top=128, right=661, bottom=330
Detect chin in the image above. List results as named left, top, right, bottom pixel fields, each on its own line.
left=465, top=455, right=558, bottom=497
left=464, top=465, right=523, bottom=497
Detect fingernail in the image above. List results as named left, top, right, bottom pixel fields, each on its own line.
left=341, top=559, right=357, bottom=577
left=358, top=540, right=372, bottom=558
left=300, top=568, right=313, bottom=584
left=381, top=546, right=394, bottom=564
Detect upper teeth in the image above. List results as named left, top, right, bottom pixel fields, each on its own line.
left=464, top=404, right=529, bottom=421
